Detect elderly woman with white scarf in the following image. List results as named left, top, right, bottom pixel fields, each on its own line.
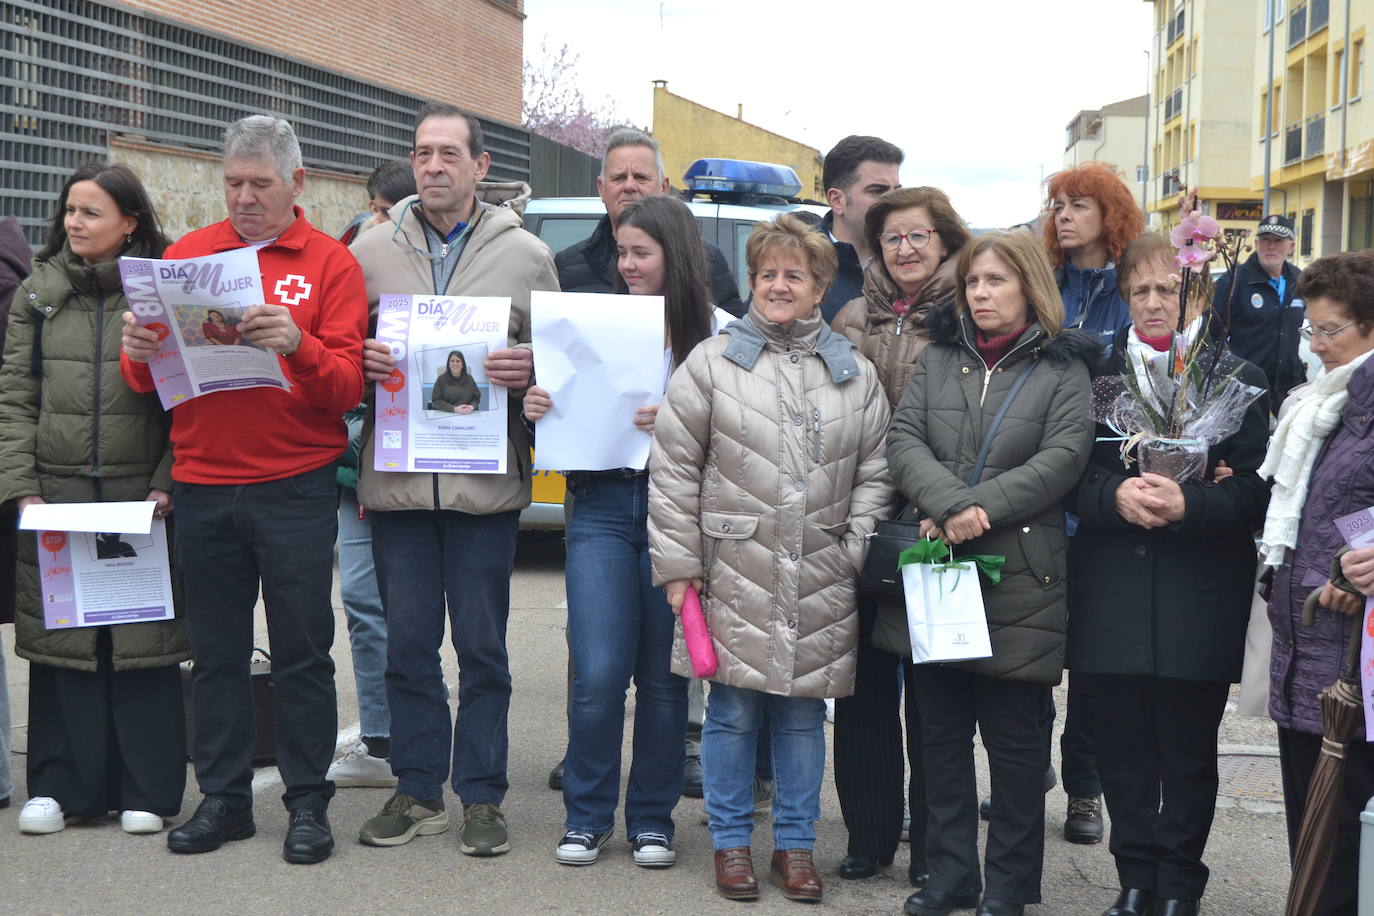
left=1260, top=251, right=1374, bottom=916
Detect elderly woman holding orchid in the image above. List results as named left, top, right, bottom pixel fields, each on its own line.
left=1262, top=251, right=1374, bottom=916
left=1065, top=230, right=1269, bottom=916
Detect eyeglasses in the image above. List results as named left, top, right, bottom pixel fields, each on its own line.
left=878, top=229, right=935, bottom=251
left=1300, top=321, right=1356, bottom=341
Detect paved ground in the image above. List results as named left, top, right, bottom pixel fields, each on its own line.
left=2, top=534, right=1292, bottom=914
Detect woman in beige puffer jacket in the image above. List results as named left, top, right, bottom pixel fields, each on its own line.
left=648, top=214, right=893, bottom=903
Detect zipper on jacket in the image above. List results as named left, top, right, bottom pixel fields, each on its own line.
left=704, top=536, right=724, bottom=593
left=90, top=269, right=104, bottom=483
left=895, top=314, right=905, bottom=337
left=811, top=407, right=822, bottom=462
left=432, top=473, right=440, bottom=510
left=965, top=328, right=1041, bottom=407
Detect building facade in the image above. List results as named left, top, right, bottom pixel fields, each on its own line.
left=650, top=82, right=823, bottom=200
left=1063, top=95, right=1150, bottom=204
left=4, top=0, right=531, bottom=244
left=1146, top=0, right=1264, bottom=238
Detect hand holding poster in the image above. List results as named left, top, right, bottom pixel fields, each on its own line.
left=528, top=291, right=665, bottom=471
left=373, top=294, right=510, bottom=474
left=19, top=501, right=175, bottom=630
left=119, top=248, right=291, bottom=410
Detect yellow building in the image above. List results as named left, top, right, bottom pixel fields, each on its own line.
left=1146, top=0, right=1263, bottom=237
left=1251, top=0, right=1374, bottom=265
left=650, top=82, right=823, bottom=200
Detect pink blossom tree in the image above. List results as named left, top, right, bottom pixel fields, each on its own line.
left=522, top=40, right=621, bottom=157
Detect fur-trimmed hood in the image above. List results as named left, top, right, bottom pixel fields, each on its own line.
left=924, top=302, right=1106, bottom=371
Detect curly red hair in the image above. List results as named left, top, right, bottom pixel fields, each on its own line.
left=1042, top=162, right=1144, bottom=267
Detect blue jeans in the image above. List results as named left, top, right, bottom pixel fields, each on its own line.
left=174, top=464, right=339, bottom=811
left=703, top=682, right=825, bottom=851
left=338, top=489, right=389, bottom=740
left=0, top=626, right=11, bottom=802
left=370, top=508, right=517, bottom=805
left=563, top=475, right=687, bottom=838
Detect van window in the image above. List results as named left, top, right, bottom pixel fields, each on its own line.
left=537, top=217, right=602, bottom=256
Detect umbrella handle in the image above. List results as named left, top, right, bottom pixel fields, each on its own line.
left=1301, top=588, right=1323, bottom=628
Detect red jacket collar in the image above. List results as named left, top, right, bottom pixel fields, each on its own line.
left=203, top=205, right=312, bottom=252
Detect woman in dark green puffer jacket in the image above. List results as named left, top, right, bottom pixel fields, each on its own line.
left=0, top=162, right=188, bottom=836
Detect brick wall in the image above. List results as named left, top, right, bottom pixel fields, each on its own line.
left=115, top=0, right=525, bottom=125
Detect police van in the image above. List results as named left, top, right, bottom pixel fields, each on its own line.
left=519, top=158, right=827, bottom=529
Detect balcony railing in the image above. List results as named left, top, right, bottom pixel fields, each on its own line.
left=1285, top=122, right=1304, bottom=163
left=1307, top=113, right=1326, bottom=157
left=1289, top=3, right=1308, bottom=48
left=1161, top=170, right=1182, bottom=199
left=1311, top=0, right=1329, bottom=33
left=1166, top=9, right=1185, bottom=45
left=1164, top=87, right=1183, bottom=121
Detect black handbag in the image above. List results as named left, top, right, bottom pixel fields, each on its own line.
left=865, top=358, right=1037, bottom=654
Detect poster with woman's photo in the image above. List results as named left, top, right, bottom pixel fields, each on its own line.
left=372, top=294, right=510, bottom=474
left=119, top=248, right=290, bottom=410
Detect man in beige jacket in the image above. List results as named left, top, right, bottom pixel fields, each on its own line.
left=350, top=101, right=557, bottom=857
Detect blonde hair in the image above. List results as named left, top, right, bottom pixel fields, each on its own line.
left=954, top=230, right=1065, bottom=337
left=744, top=212, right=838, bottom=297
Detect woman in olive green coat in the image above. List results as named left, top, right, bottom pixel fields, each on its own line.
left=0, top=162, right=188, bottom=835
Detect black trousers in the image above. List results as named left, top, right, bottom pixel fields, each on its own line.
left=174, top=466, right=339, bottom=811
left=833, top=597, right=926, bottom=869
left=1058, top=671, right=1102, bottom=796
left=27, top=629, right=186, bottom=817
left=1088, top=674, right=1228, bottom=899
left=911, top=666, right=1046, bottom=904
left=1278, top=725, right=1374, bottom=915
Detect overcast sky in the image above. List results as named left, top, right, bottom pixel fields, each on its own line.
left=522, top=0, right=1155, bottom=227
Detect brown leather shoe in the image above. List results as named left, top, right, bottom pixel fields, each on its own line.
left=770, top=848, right=823, bottom=902
left=715, top=847, right=759, bottom=900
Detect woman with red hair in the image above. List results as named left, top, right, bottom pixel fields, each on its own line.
left=1043, top=162, right=1144, bottom=349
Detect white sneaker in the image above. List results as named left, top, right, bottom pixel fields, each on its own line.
left=555, top=830, right=611, bottom=865
left=631, top=832, right=676, bottom=868
left=18, top=797, right=64, bottom=834
left=327, top=743, right=398, bottom=788
left=120, top=810, right=163, bottom=834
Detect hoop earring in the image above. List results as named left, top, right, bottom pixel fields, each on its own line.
left=125, top=233, right=132, bottom=244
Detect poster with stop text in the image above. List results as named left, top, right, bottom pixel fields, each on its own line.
left=19, top=501, right=175, bottom=631
left=373, top=294, right=510, bottom=474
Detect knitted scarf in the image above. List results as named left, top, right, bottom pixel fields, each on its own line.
left=1258, top=349, right=1374, bottom=567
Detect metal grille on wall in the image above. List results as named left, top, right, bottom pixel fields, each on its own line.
left=0, top=0, right=531, bottom=245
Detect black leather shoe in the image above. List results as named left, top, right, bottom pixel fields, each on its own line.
left=1064, top=795, right=1104, bottom=844
left=282, top=808, right=333, bottom=864
left=979, top=796, right=993, bottom=821
left=548, top=759, right=565, bottom=791
left=977, top=899, right=1024, bottom=916
left=1104, top=888, right=1157, bottom=916
left=682, top=753, right=704, bottom=798
left=910, top=867, right=930, bottom=887
left=838, top=854, right=878, bottom=879
left=904, top=887, right=980, bottom=915
left=167, top=796, right=256, bottom=854
left=1044, top=764, right=1058, bottom=793
left=1155, top=900, right=1199, bottom=916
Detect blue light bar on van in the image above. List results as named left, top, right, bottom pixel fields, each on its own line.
left=683, top=158, right=803, bottom=199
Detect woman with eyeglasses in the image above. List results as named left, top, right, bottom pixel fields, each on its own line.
left=829, top=187, right=970, bottom=887
left=1262, top=251, right=1374, bottom=915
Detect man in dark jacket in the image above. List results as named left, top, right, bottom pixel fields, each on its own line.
left=1210, top=214, right=1305, bottom=410
left=816, top=135, right=903, bottom=323
left=554, top=128, right=742, bottom=315
left=0, top=214, right=30, bottom=808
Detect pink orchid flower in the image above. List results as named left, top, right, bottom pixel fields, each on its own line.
left=1174, top=244, right=1217, bottom=268
left=1169, top=210, right=1220, bottom=249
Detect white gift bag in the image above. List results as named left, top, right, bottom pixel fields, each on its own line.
left=902, top=556, right=993, bottom=664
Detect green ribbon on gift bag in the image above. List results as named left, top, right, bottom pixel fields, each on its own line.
left=896, top=537, right=1005, bottom=585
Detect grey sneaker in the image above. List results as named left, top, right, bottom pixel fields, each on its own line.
left=460, top=803, right=510, bottom=856
left=358, top=794, right=448, bottom=847
left=328, top=743, right=398, bottom=789
left=753, top=776, right=775, bottom=814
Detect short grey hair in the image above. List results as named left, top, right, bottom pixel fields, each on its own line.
left=224, top=115, right=303, bottom=184
left=600, top=128, right=665, bottom=181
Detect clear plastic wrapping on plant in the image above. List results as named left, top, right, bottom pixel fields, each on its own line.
left=1092, top=342, right=1265, bottom=464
